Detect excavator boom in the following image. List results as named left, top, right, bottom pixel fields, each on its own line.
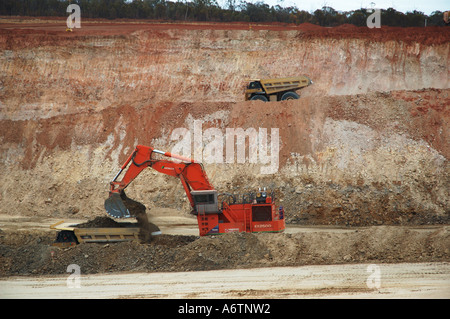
left=105, top=145, right=214, bottom=218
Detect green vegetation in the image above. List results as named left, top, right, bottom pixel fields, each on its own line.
left=0, top=0, right=447, bottom=27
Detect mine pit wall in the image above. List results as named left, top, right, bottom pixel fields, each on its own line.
left=0, top=26, right=449, bottom=226
left=1, top=28, right=449, bottom=120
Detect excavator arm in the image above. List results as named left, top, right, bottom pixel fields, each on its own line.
left=105, top=145, right=214, bottom=218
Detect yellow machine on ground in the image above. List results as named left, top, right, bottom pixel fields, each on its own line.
left=245, top=76, right=312, bottom=102
left=51, top=199, right=161, bottom=247
left=51, top=220, right=142, bottom=247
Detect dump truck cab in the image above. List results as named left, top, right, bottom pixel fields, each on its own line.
left=245, top=76, right=312, bottom=102
left=245, top=81, right=265, bottom=100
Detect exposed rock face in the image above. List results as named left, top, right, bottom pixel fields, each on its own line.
left=0, top=20, right=448, bottom=225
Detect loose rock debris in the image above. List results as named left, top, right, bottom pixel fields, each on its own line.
left=1, top=225, right=448, bottom=277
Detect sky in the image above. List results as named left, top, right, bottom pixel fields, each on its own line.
left=218, top=0, right=449, bottom=15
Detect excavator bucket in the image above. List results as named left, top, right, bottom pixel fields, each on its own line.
left=105, top=193, right=131, bottom=218
left=104, top=192, right=162, bottom=242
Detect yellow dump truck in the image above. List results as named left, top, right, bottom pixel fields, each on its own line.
left=50, top=219, right=161, bottom=247
left=245, top=76, right=312, bottom=102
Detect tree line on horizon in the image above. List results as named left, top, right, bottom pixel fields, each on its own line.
left=1, top=0, right=448, bottom=27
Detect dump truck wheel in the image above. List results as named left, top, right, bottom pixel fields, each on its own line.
left=250, top=94, right=268, bottom=102
left=281, top=91, right=299, bottom=100
left=54, top=230, right=79, bottom=245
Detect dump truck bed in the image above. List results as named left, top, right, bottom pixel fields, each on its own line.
left=245, top=76, right=312, bottom=101
left=51, top=220, right=141, bottom=246
left=259, top=76, right=311, bottom=94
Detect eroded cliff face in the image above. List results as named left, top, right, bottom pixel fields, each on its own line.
left=0, top=20, right=448, bottom=225
left=1, top=24, right=448, bottom=118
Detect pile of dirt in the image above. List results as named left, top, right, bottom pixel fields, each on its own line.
left=69, top=191, right=162, bottom=241
left=76, top=216, right=126, bottom=228
left=114, top=195, right=158, bottom=242
left=76, top=213, right=160, bottom=243
left=1, top=226, right=448, bottom=277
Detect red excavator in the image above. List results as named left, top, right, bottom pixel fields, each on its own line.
left=105, top=145, right=285, bottom=236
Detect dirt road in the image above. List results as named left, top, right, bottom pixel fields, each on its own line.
left=1, top=262, right=448, bottom=299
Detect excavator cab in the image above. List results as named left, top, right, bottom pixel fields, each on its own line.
left=191, top=190, right=219, bottom=214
